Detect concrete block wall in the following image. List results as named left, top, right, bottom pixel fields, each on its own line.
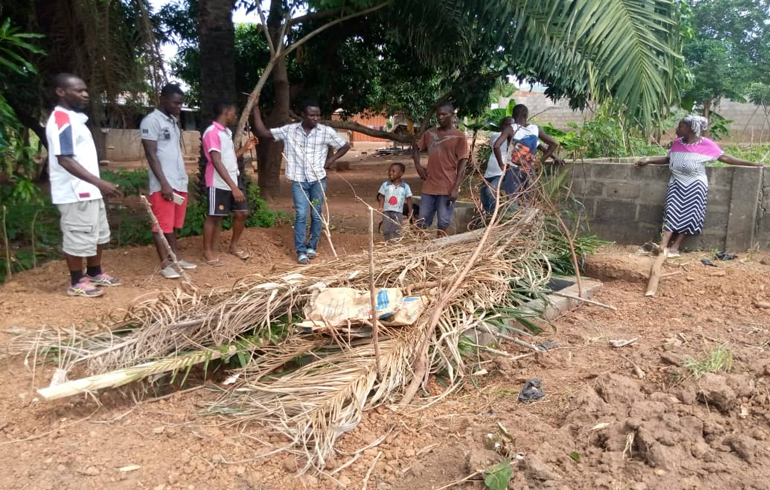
left=499, top=91, right=770, bottom=142
left=568, top=160, right=769, bottom=251
left=103, top=129, right=201, bottom=162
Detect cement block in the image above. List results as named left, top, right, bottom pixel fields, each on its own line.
left=637, top=183, right=668, bottom=205
left=591, top=164, right=632, bottom=181
left=703, top=209, right=729, bottom=230
left=594, top=200, right=637, bottom=222
left=570, top=177, right=603, bottom=197
left=630, top=165, right=669, bottom=182
left=726, top=167, right=763, bottom=251
left=707, top=187, right=731, bottom=207
left=636, top=204, right=665, bottom=224
left=707, top=167, right=734, bottom=188
left=603, top=181, right=641, bottom=200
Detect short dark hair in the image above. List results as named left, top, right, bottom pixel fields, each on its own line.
left=437, top=101, right=454, bottom=112
left=161, top=83, right=184, bottom=98
left=390, top=162, right=406, bottom=173
left=53, top=73, right=80, bottom=90
left=213, top=100, right=235, bottom=118
left=300, top=99, right=320, bottom=113
left=501, top=116, right=514, bottom=126
left=512, top=104, right=528, bottom=120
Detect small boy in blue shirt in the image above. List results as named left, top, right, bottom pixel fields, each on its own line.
left=377, top=162, right=413, bottom=241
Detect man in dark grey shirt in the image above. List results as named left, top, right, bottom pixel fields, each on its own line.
left=140, top=84, right=197, bottom=278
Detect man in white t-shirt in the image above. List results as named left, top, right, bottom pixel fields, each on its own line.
left=140, top=83, right=197, bottom=279
left=45, top=73, right=123, bottom=298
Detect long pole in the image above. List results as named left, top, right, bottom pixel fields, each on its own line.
left=140, top=195, right=192, bottom=284
left=369, top=208, right=382, bottom=378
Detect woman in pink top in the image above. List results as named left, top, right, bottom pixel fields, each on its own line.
left=635, top=115, right=762, bottom=256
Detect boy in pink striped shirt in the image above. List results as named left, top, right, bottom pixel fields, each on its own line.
left=201, top=101, right=256, bottom=266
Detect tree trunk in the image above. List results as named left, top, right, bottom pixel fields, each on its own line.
left=198, top=0, right=237, bottom=125
left=257, top=0, right=292, bottom=198
left=703, top=99, right=712, bottom=137
left=197, top=0, right=236, bottom=195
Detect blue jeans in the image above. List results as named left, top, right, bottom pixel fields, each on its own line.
left=418, top=193, right=455, bottom=230
left=480, top=168, right=521, bottom=215
left=292, top=178, right=326, bottom=255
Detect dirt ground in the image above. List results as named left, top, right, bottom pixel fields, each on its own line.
left=2, top=159, right=770, bottom=490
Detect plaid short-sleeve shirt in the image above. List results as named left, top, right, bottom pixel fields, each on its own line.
left=270, top=123, right=347, bottom=182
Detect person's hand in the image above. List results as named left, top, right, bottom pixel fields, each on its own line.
left=449, top=188, right=459, bottom=203
left=232, top=188, right=246, bottom=203
left=242, top=137, right=258, bottom=151
left=160, top=183, right=174, bottom=201
left=324, top=159, right=335, bottom=171
left=634, top=159, right=649, bottom=168
left=553, top=156, right=566, bottom=166
left=98, top=180, right=122, bottom=198
left=416, top=164, right=428, bottom=181
left=377, top=204, right=383, bottom=213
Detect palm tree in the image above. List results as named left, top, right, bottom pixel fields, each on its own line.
left=194, top=0, right=683, bottom=192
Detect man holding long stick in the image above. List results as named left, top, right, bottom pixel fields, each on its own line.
left=252, top=100, right=350, bottom=265
left=140, top=83, right=197, bottom=279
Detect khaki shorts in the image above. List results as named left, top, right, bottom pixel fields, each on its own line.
left=57, top=199, right=111, bottom=257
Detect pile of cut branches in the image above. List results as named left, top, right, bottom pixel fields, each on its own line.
left=4, top=169, right=598, bottom=471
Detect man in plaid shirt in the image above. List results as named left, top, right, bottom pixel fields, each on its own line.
left=253, top=100, right=350, bottom=264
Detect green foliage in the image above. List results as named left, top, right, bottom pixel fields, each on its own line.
left=720, top=143, right=770, bottom=165
left=484, top=460, right=513, bottom=490
left=102, top=169, right=150, bottom=197
left=682, top=0, right=770, bottom=117
left=684, top=345, right=734, bottom=378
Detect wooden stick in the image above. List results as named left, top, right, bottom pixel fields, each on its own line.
left=550, top=291, right=617, bottom=310
left=660, top=270, right=682, bottom=279
left=140, top=195, right=191, bottom=283
left=361, top=451, right=382, bottom=490
left=368, top=208, right=382, bottom=378
left=645, top=249, right=668, bottom=297
left=2, top=205, right=11, bottom=279
left=31, top=210, right=38, bottom=269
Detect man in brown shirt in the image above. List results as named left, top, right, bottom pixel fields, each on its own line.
left=413, top=102, right=469, bottom=236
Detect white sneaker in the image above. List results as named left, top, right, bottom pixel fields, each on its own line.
left=160, top=265, right=181, bottom=279
left=177, top=260, right=198, bottom=270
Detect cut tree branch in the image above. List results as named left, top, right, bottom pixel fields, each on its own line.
left=321, top=119, right=414, bottom=144
left=235, top=0, right=394, bottom=147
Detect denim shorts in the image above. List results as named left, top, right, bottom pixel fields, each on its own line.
left=417, top=193, right=454, bottom=230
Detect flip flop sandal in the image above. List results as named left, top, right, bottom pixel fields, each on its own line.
left=298, top=254, right=310, bottom=265
left=204, top=258, right=224, bottom=267
left=230, top=250, right=250, bottom=260
left=306, top=249, right=317, bottom=259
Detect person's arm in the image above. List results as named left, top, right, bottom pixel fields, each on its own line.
left=413, top=133, right=428, bottom=180
left=450, top=159, right=468, bottom=202
left=718, top=154, right=763, bottom=167
left=324, top=143, right=351, bottom=170
left=209, top=151, right=245, bottom=203
left=377, top=193, right=384, bottom=212
left=634, top=156, right=670, bottom=168
left=57, top=156, right=122, bottom=198
left=141, top=140, right=173, bottom=201
left=406, top=196, right=413, bottom=218
left=493, top=126, right=513, bottom=170
left=538, top=129, right=560, bottom=165
left=140, top=117, right=174, bottom=201
left=235, top=137, right=258, bottom=158
left=251, top=105, right=275, bottom=140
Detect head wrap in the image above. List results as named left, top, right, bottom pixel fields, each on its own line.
left=683, top=115, right=708, bottom=138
